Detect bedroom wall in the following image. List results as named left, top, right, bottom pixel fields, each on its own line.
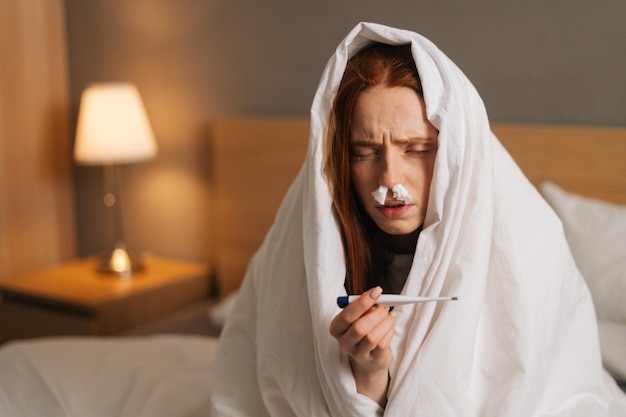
left=0, top=0, right=76, bottom=280
left=65, top=0, right=626, bottom=263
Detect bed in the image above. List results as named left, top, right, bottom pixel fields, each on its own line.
left=0, top=118, right=624, bottom=415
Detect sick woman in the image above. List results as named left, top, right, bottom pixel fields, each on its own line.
left=211, top=22, right=626, bottom=416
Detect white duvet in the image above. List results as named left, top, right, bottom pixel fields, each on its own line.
left=0, top=335, right=216, bottom=417
left=211, top=22, right=626, bottom=416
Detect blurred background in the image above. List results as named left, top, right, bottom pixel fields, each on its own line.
left=2, top=0, right=625, bottom=278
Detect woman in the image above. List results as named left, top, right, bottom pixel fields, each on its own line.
left=326, top=42, right=438, bottom=407
left=211, top=22, right=626, bottom=416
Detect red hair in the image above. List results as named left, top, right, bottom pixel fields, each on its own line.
left=325, top=43, right=423, bottom=294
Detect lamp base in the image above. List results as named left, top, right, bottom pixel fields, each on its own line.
left=97, top=241, right=145, bottom=278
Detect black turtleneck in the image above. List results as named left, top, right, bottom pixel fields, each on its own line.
left=364, top=218, right=423, bottom=294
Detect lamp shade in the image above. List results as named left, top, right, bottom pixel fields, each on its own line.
left=74, top=83, right=157, bottom=165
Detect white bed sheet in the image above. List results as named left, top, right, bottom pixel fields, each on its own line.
left=0, top=335, right=217, bottom=417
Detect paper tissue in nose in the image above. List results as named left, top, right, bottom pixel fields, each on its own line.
left=371, top=184, right=412, bottom=205
left=392, top=184, right=412, bottom=204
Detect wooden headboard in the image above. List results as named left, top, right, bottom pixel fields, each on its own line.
left=212, top=119, right=310, bottom=295
left=212, top=118, right=626, bottom=296
left=491, top=124, right=626, bottom=205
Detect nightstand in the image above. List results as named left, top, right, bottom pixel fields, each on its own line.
left=0, top=255, right=211, bottom=344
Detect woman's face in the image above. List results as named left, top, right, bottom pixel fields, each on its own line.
left=349, top=85, right=438, bottom=235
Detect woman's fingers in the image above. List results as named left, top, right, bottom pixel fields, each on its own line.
left=351, top=309, right=395, bottom=362
left=329, top=286, right=396, bottom=370
left=329, top=286, right=383, bottom=338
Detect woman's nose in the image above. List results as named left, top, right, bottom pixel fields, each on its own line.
left=378, top=152, right=398, bottom=187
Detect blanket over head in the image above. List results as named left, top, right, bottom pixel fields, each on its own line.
left=211, top=22, right=626, bottom=416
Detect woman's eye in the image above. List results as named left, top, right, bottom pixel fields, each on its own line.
left=350, top=148, right=376, bottom=161
left=406, top=146, right=435, bottom=156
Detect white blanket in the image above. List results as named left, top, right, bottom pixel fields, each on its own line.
left=211, top=22, right=626, bottom=416
left=0, top=335, right=217, bottom=417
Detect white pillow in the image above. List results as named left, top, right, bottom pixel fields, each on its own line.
left=540, top=181, right=626, bottom=323
left=540, top=181, right=626, bottom=381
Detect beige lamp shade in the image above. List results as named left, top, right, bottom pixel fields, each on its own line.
left=74, top=83, right=157, bottom=165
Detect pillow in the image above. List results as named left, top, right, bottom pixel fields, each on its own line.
left=0, top=335, right=217, bottom=417
left=540, top=181, right=626, bottom=322
left=540, top=181, right=626, bottom=381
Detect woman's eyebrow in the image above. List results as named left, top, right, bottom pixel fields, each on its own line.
left=350, top=135, right=436, bottom=146
left=391, top=136, right=437, bottom=145
left=349, top=139, right=379, bottom=146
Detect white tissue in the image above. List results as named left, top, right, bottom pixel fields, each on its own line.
left=372, top=185, right=388, bottom=205
left=392, top=184, right=412, bottom=204
left=371, top=184, right=412, bottom=205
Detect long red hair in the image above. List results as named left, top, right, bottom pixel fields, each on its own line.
left=324, top=42, right=424, bottom=294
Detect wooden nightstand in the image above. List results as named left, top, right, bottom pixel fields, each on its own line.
left=0, top=255, right=211, bottom=344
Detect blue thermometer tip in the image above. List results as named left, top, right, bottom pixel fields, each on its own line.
left=336, top=296, right=349, bottom=308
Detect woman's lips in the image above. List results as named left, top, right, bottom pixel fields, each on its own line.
left=377, top=204, right=412, bottom=218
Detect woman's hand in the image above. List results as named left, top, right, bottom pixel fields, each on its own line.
left=329, top=286, right=395, bottom=408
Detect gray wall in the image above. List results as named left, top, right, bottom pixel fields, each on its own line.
left=66, top=0, right=626, bottom=262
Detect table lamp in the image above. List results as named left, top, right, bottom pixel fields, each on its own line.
left=74, top=82, right=157, bottom=277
